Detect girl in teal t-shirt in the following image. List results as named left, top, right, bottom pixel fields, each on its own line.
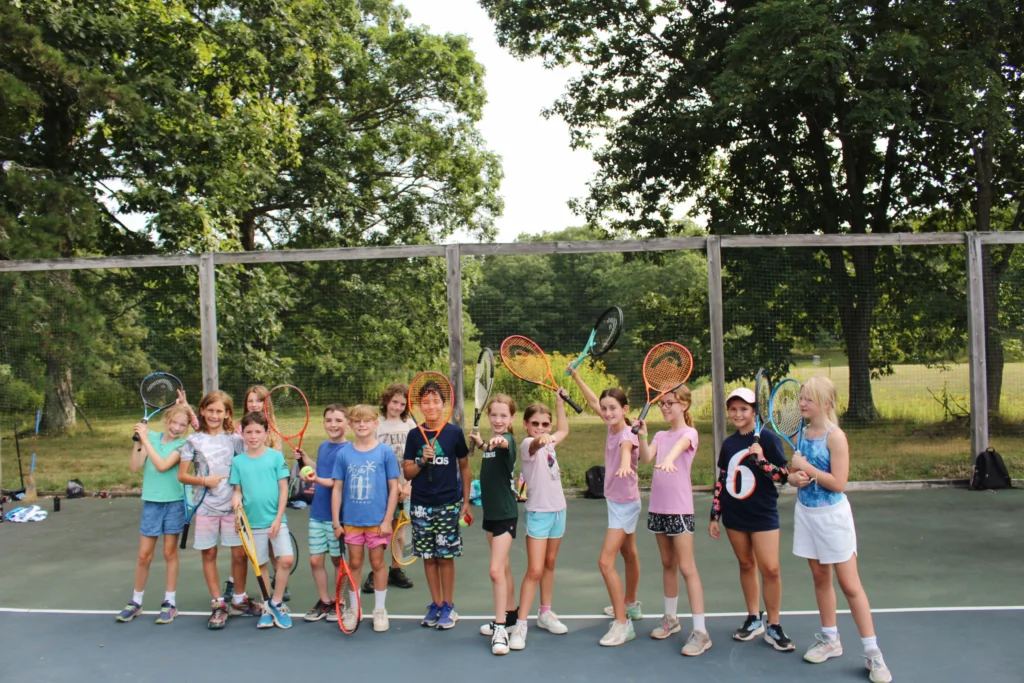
left=115, top=403, right=191, bottom=625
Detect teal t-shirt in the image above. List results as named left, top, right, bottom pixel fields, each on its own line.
left=229, top=448, right=289, bottom=529
left=142, top=431, right=186, bottom=503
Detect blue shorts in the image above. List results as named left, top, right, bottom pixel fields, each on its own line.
left=308, top=518, right=342, bottom=558
left=140, top=500, right=185, bottom=537
left=525, top=510, right=566, bottom=540
left=607, top=499, right=642, bottom=534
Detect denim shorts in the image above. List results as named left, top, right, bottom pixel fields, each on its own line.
left=140, top=500, right=185, bottom=537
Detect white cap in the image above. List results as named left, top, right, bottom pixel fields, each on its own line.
left=726, top=387, right=756, bottom=405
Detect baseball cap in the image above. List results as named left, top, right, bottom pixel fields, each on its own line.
left=726, top=387, right=756, bottom=405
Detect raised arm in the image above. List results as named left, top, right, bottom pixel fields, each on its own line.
left=566, top=365, right=601, bottom=414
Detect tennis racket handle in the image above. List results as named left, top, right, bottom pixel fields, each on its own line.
left=563, top=394, right=583, bottom=414
left=179, top=525, right=189, bottom=550
left=131, top=417, right=149, bottom=442
left=565, top=355, right=585, bottom=375
left=631, top=404, right=654, bottom=434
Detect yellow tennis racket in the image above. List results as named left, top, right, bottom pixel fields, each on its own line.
left=235, top=505, right=271, bottom=601
left=391, top=501, right=416, bottom=566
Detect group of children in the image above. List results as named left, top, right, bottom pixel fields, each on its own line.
left=117, top=373, right=892, bottom=683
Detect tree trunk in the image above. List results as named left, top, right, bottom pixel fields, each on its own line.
left=832, top=246, right=880, bottom=422
left=44, top=355, right=75, bottom=433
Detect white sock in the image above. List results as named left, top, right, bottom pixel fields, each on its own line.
left=516, top=619, right=528, bottom=630
left=164, top=591, right=176, bottom=606
left=348, top=588, right=358, bottom=608
left=232, top=592, right=247, bottom=605
left=822, top=625, right=839, bottom=642
left=664, top=596, right=678, bottom=618
left=374, top=589, right=387, bottom=611
left=692, top=614, right=706, bottom=632
left=227, top=577, right=234, bottom=583
left=861, top=635, right=878, bottom=653
left=132, top=590, right=144, bottom=606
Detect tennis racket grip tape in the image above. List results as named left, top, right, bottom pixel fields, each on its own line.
left=563, top=394, right=583, bottom=414
left=631, top=403, right=654, bottom=434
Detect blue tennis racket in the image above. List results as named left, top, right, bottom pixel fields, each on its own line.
left=566, top=306, right=623, bottom=375
left=753, top=369, right=771, bottom=443
left=132, top=372, right=183, bottom=442
left=769, top=378, right=803, bottom=452
left=179, top=450, right=208, bottom=549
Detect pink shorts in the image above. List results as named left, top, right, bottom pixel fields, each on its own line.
left=343, top=525, right=390, bottom=550
left=193, top=513, right=241, bottom=550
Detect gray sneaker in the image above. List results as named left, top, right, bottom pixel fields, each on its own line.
left=154, top=601, right=177, bottom=624
left=115, top=601, right=142, bottom=623
left=681, top=629, right=712, bottom=656
left=865, top=649, right=893, bottom=683
left=804, top=634, right=843, bottom=663
left=603, top=601, right=643, bottom=620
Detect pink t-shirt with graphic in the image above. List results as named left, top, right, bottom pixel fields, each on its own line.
left=520, top=437, right=567, bottom=513
left=604, top=426, right=640, bottom=503
left=648, top=426, right=699, bottom=515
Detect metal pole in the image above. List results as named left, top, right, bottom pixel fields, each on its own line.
left=965, top=232, right=989, bottom=459
left=707, top=236, right=727, bottom=469
left=199, top=253, right=219, bottom=394
left=446, top=244, right=465, bottom=428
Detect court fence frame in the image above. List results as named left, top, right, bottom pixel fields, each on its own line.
left=3, top=230, right=1021, bottom=462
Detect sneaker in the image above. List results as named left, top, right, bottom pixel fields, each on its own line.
left=208, top=601, right=228, bottom=630
left=603, top=601, right=643, bottom=621
left=421, top=602, right=442, bottom=627
left=681, top=629, right=712, bottom=656
left=865, top=649, right=892, bottom=683
left=227, top=597, right=262, bottom=617
left=304, top=599, right=332, bottom=622
left=480, top=621, right=495, bottom=636
left=804, top=634, right=843, bottom=663
left=388, top=567, right=414, bottom=589
left=373, top=608, right=389, bottom=632
left=257, top=610, right=274, bottom=629
left=491, top=624, right=510, bottom=655
left=115, top=601, right=142, bottom=623
left=765, top=623, right=795, bottom=651
left=651, top=615, right=681, bottom=640
left=537, top=610, right=568, bottom=634
left=342, top=602, right=359, bottom=632
left=266, top=600, right=292, bottom=629
left=362, top=573, right=374, bottom=594
left=599, top=619, right=636, bottom=647
left=222, top=579, right=235, bottom=604
left=155, top=601, right=177, bottom=624
left=326, top=601, right=339, bottom=623
left=435, top=602, right=458, bottom=630
left=509, top=624, right=527, bottom=650
left=733, top=612, right=765, bottom=641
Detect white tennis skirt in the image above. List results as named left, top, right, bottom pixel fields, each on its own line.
left=793, top=498, right=857, bottom=564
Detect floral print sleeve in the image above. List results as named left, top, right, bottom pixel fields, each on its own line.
left=754, top=454, right=789, bottom=484
left=710, top=467, right=727, bottom=522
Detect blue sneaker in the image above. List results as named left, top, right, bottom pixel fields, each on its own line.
left=257, top=610, right=274, bottom=629
left=266, top=600, right=292, bottom=629
left=421, top=602, right=442, bottom=627
left=115, top=601, right=142, bottom=623
left=435, top=602, right=458, bottom=630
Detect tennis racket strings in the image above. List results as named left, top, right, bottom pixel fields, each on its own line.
left=770, top=382, right=802, bottom=439
left=593, top=306, right=624, bottom=356
left=141, top=373, right=181, bottom=409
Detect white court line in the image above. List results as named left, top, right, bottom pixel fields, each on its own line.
left=1, top=606, right=1022, bottom=619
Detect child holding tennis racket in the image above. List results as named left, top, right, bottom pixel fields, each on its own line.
left=329, top=405, right=401, bottom=632
left=634, top=384, right=710, bottom=656
left=788, top=377, right=891, bottom=683
left=510, top=390, right=572, bottom=651
left=296, top=404, right=351, bottom=623
left=468, top=394, right=519, bottom=655
left=568, top=368, right=642, bottom=647
left=230, top=411, right=294, bottom=629
left=176, top=390, right=248, bottom=629
left=709, top=387, right=793, bottom=651
left=115, top=404, right=192, bottom=625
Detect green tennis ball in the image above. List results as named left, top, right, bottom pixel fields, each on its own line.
left=300, top=466, right=314, bottom=478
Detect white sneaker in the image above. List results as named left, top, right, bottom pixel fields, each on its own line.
left=509, top=624, right=527, bottom=650
left=342, top=604, right=359, bottom=632
left=603, top=601, right=643, bottom=620
left=536, top=610, right=568, bottom=634
left=651, top=615, right=681, bottom=640
left=599, top=619, right=636, bottom=647
left=480, top=621, right=495, bottom=636
left=865, top=649, right=893, bottom=683
left=372, top=608, right=389, bottom=632
left=804, top=634, right=843, bottom=663
left=491, top=624, right=510, bottom=655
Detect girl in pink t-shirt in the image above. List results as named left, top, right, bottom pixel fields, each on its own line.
left=568, top=367, right=641, bottom=648
left=635, top=385, right=710, bottom=657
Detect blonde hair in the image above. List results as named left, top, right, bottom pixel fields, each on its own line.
left=197, top=390, right=235, bottom=434
left=487, top=394, right=517, bottom=434
left=670, top=385, right=695, bottom=428
left=243, top=385, right=278, bottom=448
left=801, top=376, right=839, bottom=426
left=162, top=404, right=192, bottom=432
left=349, top=404, right=379, bottom=421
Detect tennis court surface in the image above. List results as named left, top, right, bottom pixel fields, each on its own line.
left=2, top=488, right=1021, bottom=682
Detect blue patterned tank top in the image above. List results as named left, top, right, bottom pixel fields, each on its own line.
left=796, top=425, right=846, bottom=508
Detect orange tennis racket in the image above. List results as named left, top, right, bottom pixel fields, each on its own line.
left=500, top=336, right=583, bottom=414
left=632, top=342, right=693, bottom=434
left=264, top=384, right=310, bottom=455
left=408, top=371, right=455, bottom=483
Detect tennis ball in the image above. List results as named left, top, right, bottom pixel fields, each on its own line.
left=459, top=513, right=473, bottom=528
left=300, top=466, right=314, bottom=478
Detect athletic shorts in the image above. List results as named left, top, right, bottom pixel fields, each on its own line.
left=193, top=512, right=242, bottom=550
left=647, top=512, right=695, bottom=536
left=140, top=500, right=185, bottom=537
left=411, top=501, right=462, bottom=560
left=793, top=498, right=857, bottom=564
left=251, top=523, right=294, bottom=567
left=482, top=517, right=518, bottom=539
left=308, top=518, right=342, bottom=558
left=344, top=525, right=390, bottom=549
left=607, top=499, right=642, bottom=534
left=525, top=510, right=566, bottom=540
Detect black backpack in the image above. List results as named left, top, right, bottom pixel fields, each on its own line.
left=584, top=466, right=605, bottom=499
left=970, top=448, right=1012, bottom=490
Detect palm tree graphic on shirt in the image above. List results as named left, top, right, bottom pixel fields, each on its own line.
left=346, top=460, right=378, bottom=503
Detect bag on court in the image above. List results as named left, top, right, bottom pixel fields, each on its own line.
left=583, top=466, right=605, bottom=499
left=970, top=448, right=1012, bottom=490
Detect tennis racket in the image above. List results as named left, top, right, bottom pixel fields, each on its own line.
left=235, top=505, right=271, bottom=602
left=265, top=385, right=310, bottom=456
left=391, top=499, right=415, bottom=566
left=179, top=450, right=209, bottom=549
left=566, top=306, right=624, bottom=375
left=753, top=369, right=772, bottom=444
left=769, top=378, right=803, bottom=452
left=408, top=371, right=455, bottom=483
left=23, top=409, right=40, bottom=503
left=335, top=550, right=362, bottom=634
left=132, top=372, right=183, bottom=442
left=500, top=336, right=583, bottom=414
left=632, top=342, right=694, bottom=434
left=469, top=348, right=496, bottom=457
left=288, top=531, right=299, bottom=575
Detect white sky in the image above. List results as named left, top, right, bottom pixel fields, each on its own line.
left=399, top=0, right=597, bottom=242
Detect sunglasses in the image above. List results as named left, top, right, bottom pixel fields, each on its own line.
left=529, top=420, right=552, bottom=428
